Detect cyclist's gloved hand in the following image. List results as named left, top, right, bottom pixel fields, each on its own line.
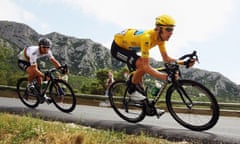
left=59, top=65, right=68, bottom=74
left=167, top=74, right=173, bottom=83
left=167, top=71, right=179, bottom=83
left=167, top=72, right=174, bottom=83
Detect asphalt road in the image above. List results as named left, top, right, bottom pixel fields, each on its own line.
left=0, top=97, right=240, bottom=144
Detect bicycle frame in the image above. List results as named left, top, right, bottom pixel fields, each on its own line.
left=148, top=75, right=195, bottom=110
left=126, top=68, right=163, bottom=100
left=32, top=67, right=64, bottom=100
left=127, top=66, right=194, bottom=111
left=151, top=82, right=168, bottom=105
left=40, top=80, right=50, bottom=96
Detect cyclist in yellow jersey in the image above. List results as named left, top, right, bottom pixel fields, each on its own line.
left=111, top=14, right=195, bottom=101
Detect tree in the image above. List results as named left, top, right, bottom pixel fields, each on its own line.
left=0, top=43, right=14, bottom=85
left=96, top=69, right=109, bottom=90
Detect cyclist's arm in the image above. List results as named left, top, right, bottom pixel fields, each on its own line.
left=137, top=36, right=168, bottom=81
left=47, top=50, right=61, bottom=68
left=158, top=43, right=184, bottom=65
left=50, top=57, right=61, bottom=68
left=135, top=57, right=168, bottom=81
left=140, top=34, right=151, bottom=58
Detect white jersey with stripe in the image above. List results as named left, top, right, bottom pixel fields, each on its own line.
left=18, top=46, right=54, bottom=65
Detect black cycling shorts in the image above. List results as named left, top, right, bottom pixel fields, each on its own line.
left=18, top=59, right=30, bottom=72
left=111, top=41, right=140, bottom=71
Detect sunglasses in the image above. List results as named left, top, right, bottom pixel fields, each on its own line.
left=164, top=27, right=174, bottom=32
left=42, top=46, right=50, bottom=49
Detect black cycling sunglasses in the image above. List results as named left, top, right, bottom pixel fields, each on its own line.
left=164, top=27, right=174, bottom=32
left=42, top=46, right=50, bottom=49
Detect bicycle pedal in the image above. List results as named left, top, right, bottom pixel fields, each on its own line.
left=39, top=98, right=45, bottom=104
left=45, top=98, right=52, bottom=104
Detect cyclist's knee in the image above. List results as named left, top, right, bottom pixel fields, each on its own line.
left=135, top=58, right=145, bottom=68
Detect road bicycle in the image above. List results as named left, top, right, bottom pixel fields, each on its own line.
left=16, top=65, right=76, bottom=113
left=108, top=51, right=219, bottom=131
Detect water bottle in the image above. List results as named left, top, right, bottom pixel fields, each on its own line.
left=151, top=81, right=162, bottom=96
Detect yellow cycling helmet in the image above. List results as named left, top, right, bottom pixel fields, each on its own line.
left=155, top=15, right=175, bottom=26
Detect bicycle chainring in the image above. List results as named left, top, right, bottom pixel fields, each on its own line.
left=145, top=103, right=157, bottom=116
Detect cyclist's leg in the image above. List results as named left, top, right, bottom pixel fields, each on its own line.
left=18, top=59, right=30, bottom=72
left=132, top=69, right=144, bottom=86
left=111, top=40, right=139, bottom=89
left=25, top=65, right=45, bottom=89
left=18, top=60, right=33, bottom=87
left=111, top=41, right=145, bottom=100
left=26, top=67, right=37, bottom=82
left=25, top=64, right=50, bottom=101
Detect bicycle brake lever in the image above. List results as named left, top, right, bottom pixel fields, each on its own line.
left=195, top=54, right=200, bottom=63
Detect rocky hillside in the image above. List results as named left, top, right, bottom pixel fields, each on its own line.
left=181, top=68, right=240, bottom=98
left=0, top=20, right=239, bottom=99
left=0, top=20, right=123, bottom=76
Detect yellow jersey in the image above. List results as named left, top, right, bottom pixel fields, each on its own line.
left=114, top=29, right=166, bottom=58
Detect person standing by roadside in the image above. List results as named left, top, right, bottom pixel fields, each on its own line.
left=99, top=70, right=114, bottom=107
left=56, top=69, right=69, bottom=103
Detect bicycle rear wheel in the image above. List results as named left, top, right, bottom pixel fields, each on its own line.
left=166, top=79, right=219, bottom=131
left=16, top=78, right=39, bottom=108
left=108, top=80, right=146, bottom=123
left=49, top=79, right=76, bottom=113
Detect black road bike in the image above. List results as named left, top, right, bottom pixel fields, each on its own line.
left=108, top=51, right=219, bottom=131
left=16, top=65, right=76, bottom=113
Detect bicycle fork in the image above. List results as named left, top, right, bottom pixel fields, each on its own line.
left=176, top=86, right=193, bottom=109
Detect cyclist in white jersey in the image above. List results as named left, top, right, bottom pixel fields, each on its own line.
left=18, top=37, right=62, bottom=93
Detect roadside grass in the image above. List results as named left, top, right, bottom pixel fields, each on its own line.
left=0, top=113, right=190, bottom=144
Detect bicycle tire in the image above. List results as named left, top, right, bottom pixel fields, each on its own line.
left=16, top=78, right=39, bottom=108
left=108, top=80, right=146, bottom=123
left=166, top=79, right=219, bottom=131
left=49, top=79, right=76, bottom=113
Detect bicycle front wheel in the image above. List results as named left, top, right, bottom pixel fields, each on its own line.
left=166, top=79, right=219, bottom=131
left=108, top=80, right=146, bottom=123
left=49, top=79, right=76, bottom=113
left=16, top=78, right=39, bottom=108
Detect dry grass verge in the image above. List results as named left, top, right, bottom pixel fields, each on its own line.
left=0, top=113, right=190, bottom=144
